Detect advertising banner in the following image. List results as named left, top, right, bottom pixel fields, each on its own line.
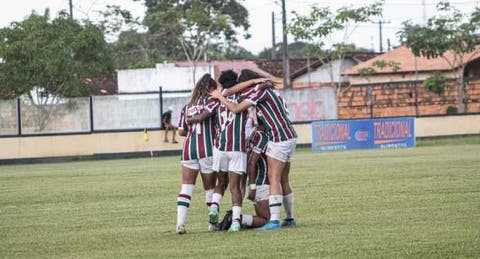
left=311, top=117, right=415, bottom=151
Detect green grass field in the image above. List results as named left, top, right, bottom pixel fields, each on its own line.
left=1, top=137, right=480, bottom=258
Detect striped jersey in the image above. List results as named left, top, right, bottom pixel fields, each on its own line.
left=249, top=130, right=269, bottom=186
left=206, top=89, right=255, bottom=152
left=245, top=87, right=297, bottom=142
left=178, top=104, right=188, bottom=131
left=180, top=96, right=216, bottom=161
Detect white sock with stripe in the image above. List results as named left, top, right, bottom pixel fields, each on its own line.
left=268, top=195, right=283, bottom=221
left=176, top=184, right=195, bottom=227
left=232, top=206, right=242, bottom=222
left=241, top=214, right=253, bottom=226
left=283, top=193, right=295, bottom=219
left=211, top=193, right=223, bottom=210
left=205, top=189, right=214, bottom=208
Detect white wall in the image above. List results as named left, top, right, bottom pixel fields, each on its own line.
left=281, top=87, right=337, bottom=121
left=294, top=58, right=357, bottom=84
left=117, top=63, right=213, bottom=93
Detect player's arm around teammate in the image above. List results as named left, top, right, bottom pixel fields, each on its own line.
left=210, top=70, right=297, bottom=230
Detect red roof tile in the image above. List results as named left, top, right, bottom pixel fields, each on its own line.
left=344, top=45, right=480, bottom=75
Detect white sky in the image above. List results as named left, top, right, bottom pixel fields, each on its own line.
left=0, top=0, right=478, bottom=54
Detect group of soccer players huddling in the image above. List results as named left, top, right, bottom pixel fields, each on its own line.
left=175, top=68, right=297, bottom=234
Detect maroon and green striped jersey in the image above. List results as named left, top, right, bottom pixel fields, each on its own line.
left=181, top=96, right=216, bottom=161
left=249, top=130, right=269, bottom=186
left=178, top=104, right=188, bottom=132
left=246, top=87, right=297, bottom=143
left=206, top=89, right=255, bottom=152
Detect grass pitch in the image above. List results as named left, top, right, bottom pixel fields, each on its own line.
left=1, top=137, right=480, bottom=258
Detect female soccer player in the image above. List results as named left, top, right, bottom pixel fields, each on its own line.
left=175, top=74, right=218, bottom=234
left=210, top=69, right=297, bottom=230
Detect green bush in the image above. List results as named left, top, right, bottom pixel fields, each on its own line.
left=446, top=106, right=458, bottom=114
left=424, top=72, right=447, bottom=95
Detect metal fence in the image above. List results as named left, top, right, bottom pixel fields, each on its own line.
left=0, top=87, right=338, bottom=137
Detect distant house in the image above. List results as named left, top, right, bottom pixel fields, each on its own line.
left=344, top=46, right=480, bottom=85
left=117, top=63, right=213, bottom=93
left=336, top=46, right=480, bottom=119
left=255, top=52, right=378, bottom=88
left=117, top=61, right=274, bottom=94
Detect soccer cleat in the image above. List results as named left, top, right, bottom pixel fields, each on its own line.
left=208, top=223, right=219, bottom=231
left=176, top=224, right=186, bottom=234
left=256, top=220, right=281, bottom=231
left=208, top=207, right=219, bottom=224
left=281, top=218, right=296, bottom=227
left=228, top=220, right=241, bottom=232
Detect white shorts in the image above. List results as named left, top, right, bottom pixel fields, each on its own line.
left=254, top=184, right=270, bottom=203
left=181, top=157, right=214, bottom=174
left=266, top=138, right=297, bottom=163
left=212, top=148, right=247, bottom=174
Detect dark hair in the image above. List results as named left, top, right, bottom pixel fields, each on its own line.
left=189, top=74, right=216, bottom=105
left=238, top=69, right=262, bottom=83
left=218, top=69, right=238, bottom=89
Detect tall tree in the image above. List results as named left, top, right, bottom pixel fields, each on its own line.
left=111, top=30, right=155, bottom=69
left=0, top=10, right=114, bottom=100
left=398, top=1, right=480, bottom=113
left=0, top=10, right=114, bottom=130
left=137, top=0, right=250, bottom=76
left=208, top=44, right=256, bottom=60
left=289, top=1, right=383, bottom=105
left=258, top=41, right=331, bottom=60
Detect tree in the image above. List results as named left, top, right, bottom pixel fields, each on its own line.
left=398, top=1, right=480, bottom=113
left=257, top=41, right=324, bottom=59
left=423, top=72, right=448, bottom=95
left=136, top=0, right=250, bottom=81
left=208, top=45, right=256, bottom=60
left=111, top=30, right=155, bottom=69
left=0, top=10, right=114, bottom=99
left=0, top=10, right=114, bottom=129
left=289, top=1, right=384, bottom=106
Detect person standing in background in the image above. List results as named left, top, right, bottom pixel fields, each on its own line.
left=162, top=106, right=178, bottom=144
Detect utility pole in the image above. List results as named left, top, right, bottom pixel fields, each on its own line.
left=422, top=0, right=427, bottom=25
left=281, top=0, right=291, bottom=89
left=379, top=20, right=383, bottom=52
left=271, top=12, right=276, bottom=60
left=374, top=20, right=390, bottom=52
left=69, top=0, right=73, bottom=19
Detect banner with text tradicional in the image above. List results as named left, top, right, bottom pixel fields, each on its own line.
left=311, top=117, right=415, bottom=151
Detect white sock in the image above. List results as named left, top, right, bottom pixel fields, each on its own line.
left=176, top=184, right=195, bottom=227
left=211, top=193, right=223, bottom=210
left=232, top=206, right=242, bottom=222
left=241, top=214, right=253, bottom=226
left=283, top=193, right=295, bottom=219
left=268, top=195, right=283, bottom=221
left=205, top=189, right=214, bottom=208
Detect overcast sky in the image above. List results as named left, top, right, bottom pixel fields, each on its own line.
left=0, top=0, right=478, bottom=54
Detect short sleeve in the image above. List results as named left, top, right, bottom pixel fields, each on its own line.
left=178, top=105, right=188, bottom=130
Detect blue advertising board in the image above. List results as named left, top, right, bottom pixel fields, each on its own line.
left=311, top=117, right=415, bottom=151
